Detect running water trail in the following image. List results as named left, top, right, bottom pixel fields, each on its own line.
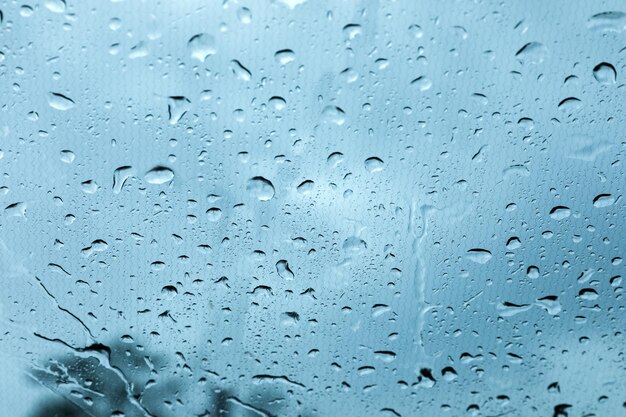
left=404, top=200, right=437, bottom=371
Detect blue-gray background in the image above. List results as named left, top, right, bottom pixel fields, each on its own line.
left=0, top=0, right=624, bottom=416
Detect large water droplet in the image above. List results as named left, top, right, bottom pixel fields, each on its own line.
left=247, top=176, right=275, bottom=201
left=549, top=206, right=571, bottom=220
left=231, top=60, right=252, bottom=81
left=410, top=76, right=432, bottom=91
left=276, top=260, right=294, bottom=280
left=593, top=62, right=616, bottom=84
left=593, top=193, right=615, bottom=208
left=48, top=92, right=75, bottom=111
left=343, top=24, right=363, bottom=40
left=274, top=49, right=296, bottom=65
left=364, top=157, right=385, bottom=173
left=44, top=0, right=66, bottom=13
left=113, top=166, right=135, bottom=194
left=515, top=42, right=548, bottom=64
left=167, top=96, right=191, bottom=124
left=187, top=33, right=216, bottom=62
left=145, top=166, right=174, bottom=185
left=322, top=106, right=346, bottom=125
left=466, top=248, right=493, bottom=264
left=587, top=11, right=626, bottom=32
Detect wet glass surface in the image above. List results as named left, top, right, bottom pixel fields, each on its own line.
left=0, top=1, right=625, bottom=416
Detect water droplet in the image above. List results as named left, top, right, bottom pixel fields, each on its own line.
left=587, top=11, right=626, bottom=32
left=81, top=180, right=99, bottom=194
left=343, top=236, right=367, bottom=252
left=206, top=207, right=222, bottom=222
left=277, top=0, right=306, bottom=9
left=558, top=97, right=582, bottom=111
left=410, top=76, right=432, bottom=91
left=145, top=166, right=174, bottom=185
left=343, top=24, right=362, bottom=40
left=187, top=33, right=216, bottom=62
left=276, top=259, right=294, bottom=280
left=578, top=288, right=598, bottom=301
left=237, top=7, right=252, bottom=24
left=496, top=302, right=531, bottom=317
left=48, top=92, right=75, bottom=111
left=593, top=62, right=616, bottom=84
left=322, top=106, right=346, bottom=125
left=527, top=265, right=540, bottom=279
left=44, top=0, right=66, bottom=13
left=364, top=157, right=385, bottom=173
left=5, top=202, right=26, bottom=217
left=167, top=96, right=191, bottom=125
left=113, top=166, right=135, bottom=194
left=536, top=296, right=561, bottom=316
left=593, top=193, right=615, bottom=208
left=161, top=285, right=178, bottom=299
left=549, top=206, right=571, bottom=220
left=515, top=42, right=548, bottom=64
left=268, top=96, right=287, bottom=111
left=296, top=180, right=314, bottom=194
left=60, top=150, right=75, bottom=163
left=466, top=248, right=493, bottom=264
left=231, top=60, right=252, bottom=81
left=327, top=152, right=344, bottom=166
left=274, top=49, right=295, bottom=65
left=247, top=176, right=275, bottom=201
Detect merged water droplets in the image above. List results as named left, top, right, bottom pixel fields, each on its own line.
left=276, top=260, right=294, bottom=280
left=113, top=166, right=135, bottom=194
left=167, top=96, right=191, bottom=125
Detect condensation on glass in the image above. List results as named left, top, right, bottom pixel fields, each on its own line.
left=0, top=1, right=624, bottom=416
